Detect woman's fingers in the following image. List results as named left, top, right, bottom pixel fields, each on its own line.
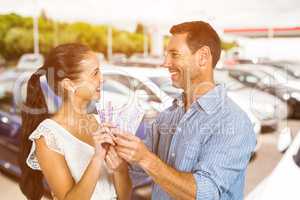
left=105, top=154, right=115, bottom=168
left=93, top=134, right=115, bottom=146
left=100, top=122, right=117, bottom=129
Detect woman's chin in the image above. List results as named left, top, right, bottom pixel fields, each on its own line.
left=93, top=93, right=101, bottom=100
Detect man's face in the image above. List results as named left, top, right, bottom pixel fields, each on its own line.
left=163, top=33, right=198, bottom=89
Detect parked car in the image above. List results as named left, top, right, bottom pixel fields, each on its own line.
left=246, top=129, right=300, bottom=200
left=215, top=69, right=288, bottom=132
left=16, top=53, right=44, bottom=71
left=261, top=60, right=300, bottom=84
left=228, top=64, right=300, bottom=118
left=111, top=53, right=127, bottom=65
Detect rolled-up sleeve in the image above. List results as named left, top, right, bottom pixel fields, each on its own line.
left=192, top=117, right=256, bottom=200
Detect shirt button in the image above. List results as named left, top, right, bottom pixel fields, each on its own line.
left=177, top=127, right=181, bottom=132
left=171, top=153, right=175, bottom=157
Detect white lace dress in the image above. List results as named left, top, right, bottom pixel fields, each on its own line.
left=26, top=118, right=117, bottom=200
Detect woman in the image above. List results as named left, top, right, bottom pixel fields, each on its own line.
left=18, top=43, right=132, bottom=200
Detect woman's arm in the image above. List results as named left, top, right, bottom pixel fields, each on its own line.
left=35, top=133, right=114, bottom=200
left=106, top=146, right=132, bottom=200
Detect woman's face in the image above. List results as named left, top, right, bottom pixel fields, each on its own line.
left=72, top=52, right=102, bottom=101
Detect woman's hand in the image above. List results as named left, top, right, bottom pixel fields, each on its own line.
left=105, top=146, right=128, bottom=172
left=91, top=124, right=116, bottom=160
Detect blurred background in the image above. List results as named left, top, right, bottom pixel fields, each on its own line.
left=0, top=0, right=299, bottom=199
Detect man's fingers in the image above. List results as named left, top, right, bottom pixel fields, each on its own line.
left=115, top=146, right=132, bottom=156
left=114, top=132, right=138, bottom=142
left=118, top=152, right=131, bottom=162
left=114, top=136, right=135, bottom=148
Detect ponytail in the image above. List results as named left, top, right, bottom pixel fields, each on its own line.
left=19, top=68, right=49, bottom=200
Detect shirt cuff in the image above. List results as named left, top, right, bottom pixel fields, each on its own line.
left=193, top=172, right=220, bottom=200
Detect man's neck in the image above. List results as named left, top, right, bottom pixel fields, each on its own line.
left=184, top=81, right=215, bottom=111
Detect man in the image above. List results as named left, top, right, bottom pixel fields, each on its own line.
left=113, top=21, right=256, bottom=200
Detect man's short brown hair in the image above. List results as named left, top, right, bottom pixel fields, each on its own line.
left=170, top=21, right=221, bottom=68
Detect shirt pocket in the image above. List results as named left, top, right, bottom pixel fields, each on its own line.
left=178, top=142, right=200, bottom=172
left=182, top=127, right=212, bottom=146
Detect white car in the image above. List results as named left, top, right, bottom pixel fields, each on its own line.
left=16, top=53, right=44, bottom=71
left=246, top=129, right=300, bottom=200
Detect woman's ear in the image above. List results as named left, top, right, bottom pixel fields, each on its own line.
left=195, top=46, right=211, bottom=67
left=60, top=78, right=75, bottom=93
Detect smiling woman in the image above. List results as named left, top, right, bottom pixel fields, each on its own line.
left=18, top=43, right=131, bottom=200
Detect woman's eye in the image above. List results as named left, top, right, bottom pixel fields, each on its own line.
left=94, top=70, right=99, bottom=76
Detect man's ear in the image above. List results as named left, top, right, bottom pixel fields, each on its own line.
left=195, top=46, right=211, bottom=67
left=60, top=78, right=75, bottom=93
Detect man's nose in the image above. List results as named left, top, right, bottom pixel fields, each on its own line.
left=161, top=56, right=172, bottom=68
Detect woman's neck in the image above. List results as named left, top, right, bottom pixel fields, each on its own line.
left=54, top=97, right=90, bottom=126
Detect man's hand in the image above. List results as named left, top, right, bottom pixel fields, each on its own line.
left=113, top=132, right=150, bottom=165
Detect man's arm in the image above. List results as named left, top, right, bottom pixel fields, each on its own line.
left=114, top=116, right=256, bottom=200
left=114, top=133, right=196, bottom=200
left=140, top=150, right=196, bottom=200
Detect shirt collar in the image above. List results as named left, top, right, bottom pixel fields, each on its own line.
left=172, top=84, right=227, bottom=115
left=196, top=84, right=227, bottom=115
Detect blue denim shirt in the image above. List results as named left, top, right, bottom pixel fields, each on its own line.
left=131, top=84, right=256, bottom=200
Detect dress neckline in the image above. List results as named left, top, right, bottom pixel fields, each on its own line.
left=44, top=118, right=95, bottom=150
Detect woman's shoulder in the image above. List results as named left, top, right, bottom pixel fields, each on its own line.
left=28, top=119, right=65, bottom=154
left=29, top=119, right=60, bottom=139
left=27, top=119, right=65, bottom=170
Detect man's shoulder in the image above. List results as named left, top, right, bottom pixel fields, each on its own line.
left=212, top=96, right=254, bottom=138
left=222, top=96, right=252, bottom=123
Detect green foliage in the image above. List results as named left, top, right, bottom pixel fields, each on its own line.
left=0, top=13, right=146, bottom=62
left=221, top=41, right=238, bottom=51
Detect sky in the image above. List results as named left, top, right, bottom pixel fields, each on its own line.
left=0, top=0, right=299, bottom=31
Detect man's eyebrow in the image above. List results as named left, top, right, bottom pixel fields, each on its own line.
left=168, top=49, right=179, bottom=53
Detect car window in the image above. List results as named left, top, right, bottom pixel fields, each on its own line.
left=105, top=74, right=161, bottom=103
left=245, top=74, right=259, bottom=84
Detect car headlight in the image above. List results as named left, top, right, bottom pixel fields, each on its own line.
left=282, top=93, right=291, bottom=101
left=1, top=116, right=9, bottom=123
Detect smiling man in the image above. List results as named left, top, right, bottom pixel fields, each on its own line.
left=113, top=21, right=256, bottom=200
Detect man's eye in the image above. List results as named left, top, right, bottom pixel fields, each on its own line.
left=171, top=53, right=180, bottom=58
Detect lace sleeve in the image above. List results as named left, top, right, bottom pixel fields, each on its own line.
left=26, top=123, right=64, bottom=170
